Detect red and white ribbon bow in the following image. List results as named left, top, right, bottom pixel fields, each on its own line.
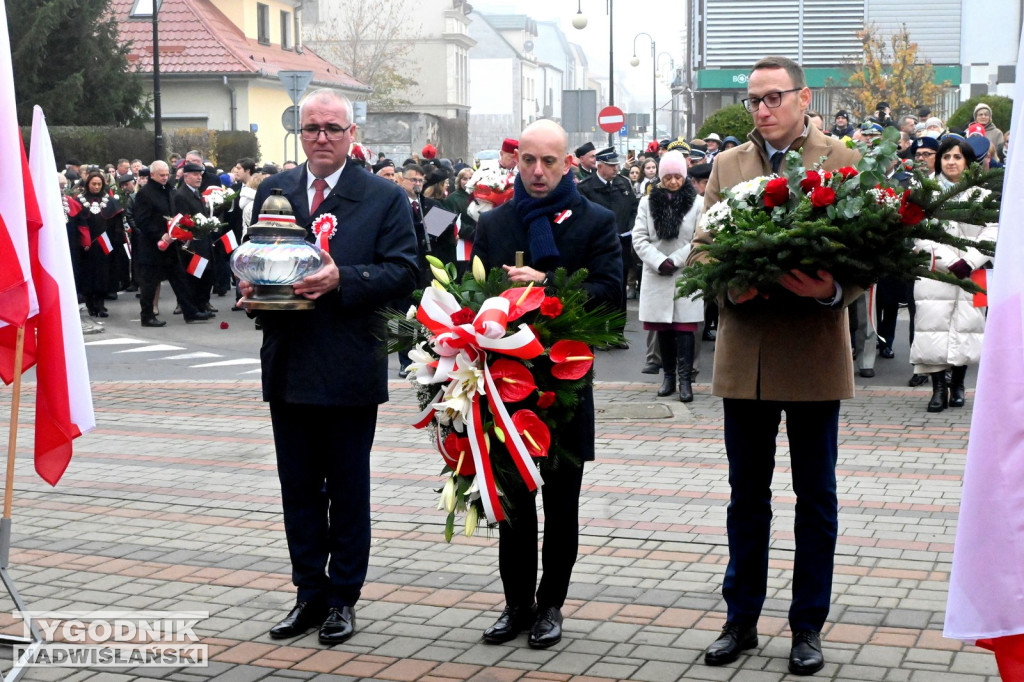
left=412, top=286, right=545, bottom=523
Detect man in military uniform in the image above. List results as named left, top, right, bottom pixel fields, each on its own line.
left=578, top=147, right=637, bottom=348
left=573, top=141, right=597, bottom=181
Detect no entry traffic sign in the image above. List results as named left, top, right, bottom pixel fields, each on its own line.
left=598, top=106, right=625, bottom=134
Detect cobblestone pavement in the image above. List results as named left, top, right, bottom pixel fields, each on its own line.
left=0, top=378, right=997, bottom=681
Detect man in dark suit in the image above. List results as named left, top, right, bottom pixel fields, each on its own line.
left=578, top=147, right=638, bottom=349
left=241, top=88, right=418, bottom=646
left=473, top=119, right=622, bottom=650
left=132, top=160, right=214, bottom=327
left=174, top=162, right=216, bottom=314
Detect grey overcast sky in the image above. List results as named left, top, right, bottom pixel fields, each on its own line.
left=472, top=0, right=686, bottom=113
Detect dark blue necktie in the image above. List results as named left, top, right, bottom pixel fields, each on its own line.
left=770, top=151, right=785, bottom=173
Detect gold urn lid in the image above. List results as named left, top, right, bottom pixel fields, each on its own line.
left=249, top=188, right=308, bottom=238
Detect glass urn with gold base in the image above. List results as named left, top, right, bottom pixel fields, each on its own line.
left=230, top=189, right=323, bottom=311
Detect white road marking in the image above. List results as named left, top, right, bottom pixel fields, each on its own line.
left=190, top=358, right=262, bottom=368
left=85, top=338, right=146, bottom=346
left=161, top=352, right=222, bottom=360
left=115, top=344, right=186, bottom=353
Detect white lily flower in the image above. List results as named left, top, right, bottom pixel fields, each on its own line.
left=406, top=342, right=437, bottom=383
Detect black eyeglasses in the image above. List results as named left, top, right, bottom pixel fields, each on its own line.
left=299, top=124, right=352, bottom=141
left=741, top=88, right=802, bottom=113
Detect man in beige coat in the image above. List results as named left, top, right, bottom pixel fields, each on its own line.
left=687, top=56, right=860, bottom=676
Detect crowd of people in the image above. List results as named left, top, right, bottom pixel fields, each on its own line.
left=53, top=58, right=1004, bottom=677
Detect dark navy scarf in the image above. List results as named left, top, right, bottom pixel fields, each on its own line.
left=512, top=172, right=579, bottom=270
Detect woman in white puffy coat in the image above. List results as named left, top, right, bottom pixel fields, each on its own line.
left=632, top=150, right=704, bottom=401
left=910, top=136, right=997, bottom=412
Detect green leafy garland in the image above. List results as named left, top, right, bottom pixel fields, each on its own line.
left=678, top=127, right=1001, bottom=301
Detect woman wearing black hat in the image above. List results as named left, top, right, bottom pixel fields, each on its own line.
left=910, top=137, right=997, bottom=412
left=75, top=170, right=124, bottom=317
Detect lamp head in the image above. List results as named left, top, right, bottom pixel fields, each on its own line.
left=630, top=56, right=640, bottom=67
left=572, top=12, right=587, bottom=29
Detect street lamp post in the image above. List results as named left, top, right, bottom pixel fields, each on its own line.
left=630, top=33, right=655, bottom=144
left=572, top=0, right=615, bottom=146
left=657, top=52, right=676, bottom=138
left=152, top=0, right=163, bottom=162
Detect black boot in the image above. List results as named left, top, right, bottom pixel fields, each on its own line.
left=927, top=371, right=948, bottom=412
left=677, top=332, right=695, bottom=403
left=949, top=365, right=967, bottom=407
left=656, top=331, right=676, bottom=397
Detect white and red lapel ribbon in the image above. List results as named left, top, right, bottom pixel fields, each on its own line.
left=412, top=286, right=545, bottom=523
left=312, top=214, right=338, bottom=252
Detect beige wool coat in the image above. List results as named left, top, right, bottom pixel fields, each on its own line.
left=687, top=122, right=862, bottom=401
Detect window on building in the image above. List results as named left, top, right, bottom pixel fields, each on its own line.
left=280, top=10, right=292, bottom=49
left=257, top=3, right=270, bottom=45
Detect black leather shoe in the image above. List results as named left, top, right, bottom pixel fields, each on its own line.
left=704, top=622, right=758, bottom=666
left=482, top=604, right=535, bottom=644
left=205, top=303, right=218, bottom=313
left=908, top=373, right=928, bottom=387
left=641, top=362, right=661, bottom=375
left=184, top=311, right=214, bottom=323
left=789, top=630, right=824, bottom=675
left=269, top=601, right=327, bottom=639
left=859, top=368, right=875, bottom=378
left=141, top=317, right=166, bottom=328
left=528, top=606, right=562, bottom=649
left=319, top=606, right=356, bottom=645
left=879, top=346, right=895, bottom=359
left=173, top=305, right=182, bottom=315
left=609, top=340, right=630, bottom=350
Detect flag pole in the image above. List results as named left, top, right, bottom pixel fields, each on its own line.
left=2, top=326, right=25, bottom=563
left=1, top=327, right=43, bottom=681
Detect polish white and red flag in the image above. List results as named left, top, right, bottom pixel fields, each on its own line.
left=219, top=230, right=238, bottom=254
left=0, top=0, right=38, bottom=384
left=27, top=105, right=96, bottom=485
left=95, top=231, right=113, bottom=255
left=186, top=253, right=209, bottom=278
left=945, top=25, right=1024, bottom=680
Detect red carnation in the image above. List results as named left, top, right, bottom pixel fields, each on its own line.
left=810, top=186, right=836, bottom=208
left=763, top=177, right=790, bottom=208
left=540, top=296, right=563, bottom=318
left=837, top=166, right=859, bottom=180
left=450, top=307, right=475, bottom=325
left=899, top=196, right=926, bottom=226
left=799, top=171, right=822, bottom=194
left=536, top=391, right=556, bottom=409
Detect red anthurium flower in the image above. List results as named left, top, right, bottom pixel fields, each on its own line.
left=489, top=358, right=537, bottom=403
left=450, top=307, right=475, bottom=325
left=799, top=171, right=822, bottom=194
left=511, top=409, right=551, bottom=458
left=837, top=166, right=859, bottom=180
left=536, top=391, right=556, bottom=409
left=549, top=340, right=594, bottom=379
left=763, top=177, right=790, bottom=208
left=540, top=296, right=563, bottom=317
left=499, top=284, right=546, bottom=321
left=810, top=186, right=836, bottom=208
left=899, top=192, right=926, bottom=226
left=441, top=432, right=476, bottom=475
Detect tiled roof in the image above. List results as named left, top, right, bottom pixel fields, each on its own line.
left=110, top=0, right=368, bottom=91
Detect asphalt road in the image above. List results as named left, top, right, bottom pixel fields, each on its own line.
left=78, top=287, right=959, bottom=389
